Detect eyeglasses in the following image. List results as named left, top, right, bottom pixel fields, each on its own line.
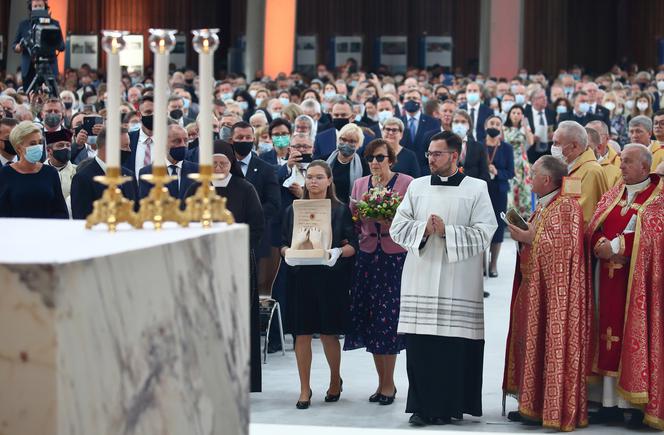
left=291, top=144, right=312, bottom=151
left=653, top=120, right=664, bottom=127
left=382, top=127, right=401, bottom=134
left=339, top=136, right=358, bottom=144
left=366, top=155, right=388, bottom=163
left=425, top=151, right=455, bottom=159
left=272, top=132, right=290, bottom=137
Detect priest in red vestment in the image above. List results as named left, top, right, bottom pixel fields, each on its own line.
left=587, top=143, right=664, bottom=429
left=503, top=155, right=593, bottom=431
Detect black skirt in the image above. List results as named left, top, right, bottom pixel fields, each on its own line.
left=405, top=334, right=484, bottom=419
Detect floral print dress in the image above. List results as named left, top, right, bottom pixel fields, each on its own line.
left=503, top=126, right=533, bottom=218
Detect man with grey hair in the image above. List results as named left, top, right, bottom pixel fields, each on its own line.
left=525, top=87, right=555, bottom=161
left=586, top=143, right=663, bottom=429
left=300, top=99, right=324, bottom=133
left=628, top=115, right=652, bottom=147
left=586, top=126, right=621, bottom=186
left=249, top=111, right=268, bottom=131
left=582, top=82, right=611, bottom=126
left=0, top=95, right=17, bottom=117
left=504, top=154, right=592, bottom=430
left=552, top=120, right=609, bottom=223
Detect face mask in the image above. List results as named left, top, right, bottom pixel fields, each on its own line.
left=556, top=105, right=568, bottom=114
left=604, top=102, right=616, bottom=112
left=169, top=109, right=184, bottom=120
left=502, top=101, right=514, bottom=113
left=270, top=111, right=281, bottom=119
left=221, top=92, right=233, bottom=101
left=220, top=126, right=232, bottom=141
left=438, top=94, right=449, bottom=102
left=636, top=101, right=649, bottom=112
left=354, top=114, right=363, bottom=123
left=233, top=141, right=254, bottom=157
left=550, top=145, right=565, bottom=161
left=332, top=118, right=349, bottom=131
left=466, top=92, right=480, bottom=105
left=564, top=86, right=574, bottom=94
left=238, top=101, right=249, bottom=111
left=519, top=73, right=528, bottom=80
left=337, top=142, right=356, bottom=157
left=249, top=89, right=258, bottom=98
left=257, top=142, right=273, bottom=154
left=44, top=113, right=62, bottom=128
left=578, top=102, right=590, bottom=114
left=625, top=100, right=635, bottom=110
left=121, top=150, right=132, bottom=165
left=129, top=122, right=141, bottom=132
left=182, top=98, right=191, bottom=110
left=185, top=78, right=194, bottom=85
left=64, top=101, right=73, bottom=110
left=490, top=97, right=498, bottom=106
left=614, top=106, right=623, bottom=115
left=142, top=114, right=154, bottom=130
left=485, top=127, right=501, bottom=138
left=404, top=100, right=421, bottom=113
left=169, top=146, right=186, bottom=162
left=88, top=136, right=97, bottom=145
left=324, top=91, right=337, bottom=99
left=3, top=139, right=16, bottom=155
left=24, top=144, right=43, bottom=163
left=515, top=94, right=526, bottom=105
left=378, top=110, right=392, bottom=124
left=658, top=81, right=664, bottom=92
left=421, top=95, right=429, bottom=104
left=279, top=97, right=290, bottom=106
left=53, top=148, right=71, bottom=164
left=272, top=135, right=291, bottom=148
left=452, top=123, right=469, bottom=138
left=255, top=97, right=264, bottom=107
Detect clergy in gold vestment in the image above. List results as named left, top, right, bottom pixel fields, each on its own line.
left=551, top=121, right=609, bottom=224
left=651, top=110, right=664, bottom=171
left=587, top=144, right=664, bottom=430
left=503, top=156, right=592, bottom=431
left=587, top=121, right=622, bottom=187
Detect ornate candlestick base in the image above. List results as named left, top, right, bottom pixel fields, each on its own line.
left=135, top=166, right=189, bottom=229
left=184, top=165, right=235, bottom=228
left=85, top=167, right=137, bottom=232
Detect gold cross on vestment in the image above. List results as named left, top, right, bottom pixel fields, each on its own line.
left=605, top=261, right=623, bottom=279
left=601, top=327, right=620, bottom=351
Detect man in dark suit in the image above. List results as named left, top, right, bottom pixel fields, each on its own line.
left=556, top=91, right=598, bottom=128
left=124, top=96, right=154, bottom=178
left=459, top=82, right=493, bottom=143
left=138, top=124, right=198, bottom=207
left=524, top=88, right=557, bottom=163
left=313, top=100, right=380, bottom=160
left=70, top=128, right=137, bottom=220
left=399, top=89, right=440, bottom=174
left=13, top=0, right=65, bottom=92
left=583, top=82, right=611, bottom=129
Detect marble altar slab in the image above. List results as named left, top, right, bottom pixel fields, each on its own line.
left=0, top=219, right=249, bottom=435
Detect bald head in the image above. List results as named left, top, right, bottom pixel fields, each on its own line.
left=620, top=143, right=652, bottom=185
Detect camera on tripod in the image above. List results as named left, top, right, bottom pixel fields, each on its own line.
left=21, top=8, right=62, bottom=96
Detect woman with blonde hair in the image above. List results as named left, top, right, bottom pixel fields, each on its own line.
left=325, top=122, right=369, bottom=203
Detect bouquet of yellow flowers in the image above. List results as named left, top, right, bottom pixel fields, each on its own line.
left=353, top=186, right=402, bottom=221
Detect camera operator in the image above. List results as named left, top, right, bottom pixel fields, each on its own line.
left=12, top=0, right=65, bottom=92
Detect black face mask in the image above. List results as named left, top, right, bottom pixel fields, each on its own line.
left=185, top=78, right=194, bottom=85
left=141, top=115, right=154, bottom=131
left=332, top=118, right=349, bottom=131
left=64, top=101, right=73, bottom=110
left=188, top=138, right=199, bottom=150
left=233, top=141, right=254, bottom=158
left=3, top=139, right=16, bottom=155
left=485, top=127, right=501, bottom=138
left=121, top=150, right=132, bottom=165
left=53, top=148, right=71, bottom=164
left=438, top=94, right=449, bottom=102
left=299, top=153, right=313, bottom=163
left=169, top=109, right=183, bottom=120
left=4, top=109, right=13, bottom=118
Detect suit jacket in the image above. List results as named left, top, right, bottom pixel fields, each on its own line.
left=524, top=105, right=557, bottom=163
left=556, top=111, right=599, bottom=128
left=70, top=159, right=137, bottom=219
left=399, top=113, right=440, bottom=174
left=124, top=129, right=142, bottom=174
left=243, top=152, right=281, bottom=221
left=313, top=123, right=379, bottom=160
left=589, top=104, right=611, bottom=129
left=13, top=18, right=65, bottom=82
left=485, top=141, right=515, bottom=194
left=259, top=149, right=278, bottom=165
left=461, top=139, right=491, bottom=182
left=459, top=103, right=493, bottom=142
left=138, top=160, right=199, bottom=206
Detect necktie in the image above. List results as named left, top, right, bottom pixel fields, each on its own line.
left=589, top=106, right=594, bottom=115
left=409, top=117, right=417, bottom=141
left=167, top=164, right=179, bottom=197
left=539, top=111, right=545, bottom=126
left=470, top=107, right=476, bottom=137
left=241, top=161, right=248, bottom=176
left=143, top=137, right=152, bottom=166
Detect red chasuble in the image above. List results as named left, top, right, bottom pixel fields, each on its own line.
left=586, top=174, right=664, bottom=430
left=503, top=193, right=592, bottom=431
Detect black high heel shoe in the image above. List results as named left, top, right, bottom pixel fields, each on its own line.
left=369, top=392, right=381, bottom=403
left=296, top=389, right=312, bottom=409
left=379, top=387, right=397, bottom=405
left=324, top=378, right=343, bottom=402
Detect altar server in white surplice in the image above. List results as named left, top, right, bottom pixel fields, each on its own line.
left=390, top=130, right=497, bottom=427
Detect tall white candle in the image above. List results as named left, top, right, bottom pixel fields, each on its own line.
left=192, top=29, right=220, bottom=167
left=152, top=48, right=168, bottom=167
left=101, top=31, right=128, bottom=168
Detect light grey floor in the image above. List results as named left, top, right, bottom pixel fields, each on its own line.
left=249, top=238, right=640, bottom=433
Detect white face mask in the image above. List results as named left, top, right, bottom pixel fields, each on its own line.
left=550, top=145, right=565, bottom=161
left=625, top=100, right=635, bottom=110
left=502, top=101, right=515, bottom=113
left=452, top=123, right=469, bottom=138
left=378, top=110, right=392, bottom=124
left=636, top=101, right=649, bottom=112
left=604, top=102, right=616, bottom=112
left=658, top=81, right=664, bottom=92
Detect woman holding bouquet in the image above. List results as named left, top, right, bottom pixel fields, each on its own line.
left=344, top=139, right=414, bottom=406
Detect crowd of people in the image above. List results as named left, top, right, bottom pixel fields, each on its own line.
left=1, top=59, right=664, bottom=431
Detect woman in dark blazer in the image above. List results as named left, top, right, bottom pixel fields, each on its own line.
left=482, top=115, right=515, bottom=277
left=281, top=160, right=358, bottom=409
left=451, top=109, right=490, bottom=182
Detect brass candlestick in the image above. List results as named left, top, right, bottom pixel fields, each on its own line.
left=184, top=165, right=235, bottom=228
left=135, top=166, right=189, bottom=229
left=85, top=167, right=137, bottom=232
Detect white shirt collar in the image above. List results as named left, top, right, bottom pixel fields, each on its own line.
left=239, top=152, right=252, bottom=166
left=139, top=127, right=151, bottom=143
left=626, top=176, right=651, bottom=194
left=567, top=154, right=582, bottom=172
left=538, top=188, right=560, bottom=209
left=95, top=156, right=107, bottom=173
left=467, top=101, right=480, bottom=110
left=597, top=149, right=609, bottom=163
left=438, top=169, right=459, bottom=182
left=166, top=159, right=183, bottom=169
left=406, top=111, right=421, bottom=122
left=0, top=154, right=17, bottom=166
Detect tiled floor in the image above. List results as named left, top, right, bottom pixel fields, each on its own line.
left=250, top=238, right=640, bottom=434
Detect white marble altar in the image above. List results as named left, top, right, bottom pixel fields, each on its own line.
left=0, top=219, right=249, bottom=435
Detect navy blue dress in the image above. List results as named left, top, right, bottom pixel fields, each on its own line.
left=483, top=141, right=515, bottom=243
left=391, top=147, right=421, bottom=179
left=0, top=164, right=68, bottom=219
